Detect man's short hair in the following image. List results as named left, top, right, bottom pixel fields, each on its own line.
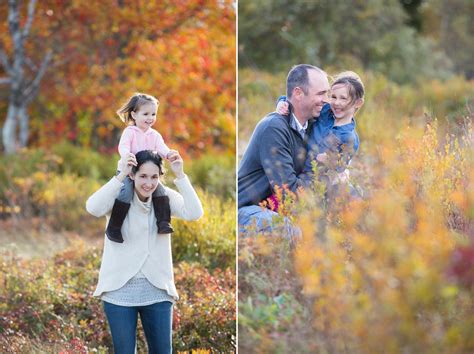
left=286, top=64, right=325, bottom=98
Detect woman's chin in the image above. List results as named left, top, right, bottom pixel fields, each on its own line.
left=136, top=189, right=154, bottom=201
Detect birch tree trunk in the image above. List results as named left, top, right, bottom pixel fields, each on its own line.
left=2, top=104, right=19, bottom=154
left=0, top=0, right=52, bottom=154
left=18, top=106, right=29, bottom=148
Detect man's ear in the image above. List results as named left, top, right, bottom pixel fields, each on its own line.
left=293, top=87, right=305, bottom=101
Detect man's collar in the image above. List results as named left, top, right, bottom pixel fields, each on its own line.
left=291, top=113, right=308, bottom=131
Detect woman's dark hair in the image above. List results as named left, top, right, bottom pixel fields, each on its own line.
left=132, top=150, right=165, bottom=176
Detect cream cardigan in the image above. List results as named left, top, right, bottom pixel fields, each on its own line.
left=86, top=175, right=203, bottom=300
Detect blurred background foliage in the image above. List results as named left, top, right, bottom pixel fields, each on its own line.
left=0, top=0, right=235, bottom=156
left=239, top=0, right=473, bottom=84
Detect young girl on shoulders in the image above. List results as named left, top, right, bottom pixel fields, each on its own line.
left=107, top=93, right=176, bottom=243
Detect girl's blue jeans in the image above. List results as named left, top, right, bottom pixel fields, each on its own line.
left=103, top=301, right=173, bottom=354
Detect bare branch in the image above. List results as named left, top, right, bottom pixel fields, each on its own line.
left=0, top=77, right=11, bottom=85
left=24, top=56, right=38, bottom=71
left=0, top=47, right=12, bottom=74
left=8, top=0, right=24, bottom=56
left=22, top=0, right=38, bottom=39
left=23, top=50, right=52, bottom=102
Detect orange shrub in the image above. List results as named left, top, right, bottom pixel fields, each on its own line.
left=293, top=119, right=474, bottom=352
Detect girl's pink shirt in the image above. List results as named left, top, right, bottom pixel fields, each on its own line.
left=118, top=126, right=171, bottom=160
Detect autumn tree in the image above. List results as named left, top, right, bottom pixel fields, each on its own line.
left=421, top=0, right=474, bottom=79
left=0, top=0, right=52, bottom=154
left=238, top=0, right=453, bottom=83
left=0, top=0, right=236, bottom=156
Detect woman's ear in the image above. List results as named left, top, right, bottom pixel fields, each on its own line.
left=131, top=111, right=136, bottom=120
left=129, top=172, right=135, bottom=181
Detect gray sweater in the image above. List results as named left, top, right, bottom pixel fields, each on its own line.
left=238, top=112, right=312, bottom=208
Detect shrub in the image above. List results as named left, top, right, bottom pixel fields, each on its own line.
left=51, top=141, right=116, bottom=181
left=238, top=234, right=318, bottom=352
left=174, top=262, right=236, bottom=352
left=0, top=143, right=234, bottom=234
left=0, top=240, right=236, bottom=352
left=183, top=152, right=236, bottom=201
left=172, top=189, right=236, bottom=270
left=297, top=120, right=472, bottom=352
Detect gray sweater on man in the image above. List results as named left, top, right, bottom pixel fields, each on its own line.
left=238, top=112, right=312, bottom=208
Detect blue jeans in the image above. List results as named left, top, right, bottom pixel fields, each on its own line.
left=238, top=205, right=278, bottom=234
left=103, top=301, right=173, bottom=354
left=238, top=205, right=301, bottom=240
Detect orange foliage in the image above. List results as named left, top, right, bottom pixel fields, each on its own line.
left=292, top=119, right=474, bottom=352
left=0, top=1, right=235, bottom=157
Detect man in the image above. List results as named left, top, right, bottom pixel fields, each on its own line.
left=238, top=64, right=330, bottom=231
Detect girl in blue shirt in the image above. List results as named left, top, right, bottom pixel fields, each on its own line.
left=277, top=71, right=365, bottom=184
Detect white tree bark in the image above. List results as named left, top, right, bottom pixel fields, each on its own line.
left=1, top=0, right=51, bottom=154
left=18, top=106, right=29, bottom=147
left=2, top=105, right=19, bottom=154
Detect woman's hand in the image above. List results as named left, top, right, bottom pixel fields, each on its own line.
left=117, top=153, right=137, bottom=181
left=276, top=100, right=289, bottom=115
left=167, top=150, right=185, bottom=179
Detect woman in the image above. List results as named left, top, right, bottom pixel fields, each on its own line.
left=86, top=149, right=203, bottom=353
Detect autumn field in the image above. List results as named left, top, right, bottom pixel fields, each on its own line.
left=238, top=68, right=474, bottom=353
left=0, top=147, right=236, bottom=352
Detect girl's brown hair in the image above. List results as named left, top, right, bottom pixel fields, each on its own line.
left=332, top=71, right=365, bottom=104
left=117, top=93, right=159, bottom=124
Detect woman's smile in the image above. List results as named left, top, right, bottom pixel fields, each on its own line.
left=141, top=185, right=155, bottom=193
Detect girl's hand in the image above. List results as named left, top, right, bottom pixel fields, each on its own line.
left=276, top=100, right=289, bottom=115
left=316, top=153, right=328, bottom=164
left=167, top=150, right=185, bottom=179
left=117, top=153, right=137, bottom=181
left=166, top=149, right=179, bottom=161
